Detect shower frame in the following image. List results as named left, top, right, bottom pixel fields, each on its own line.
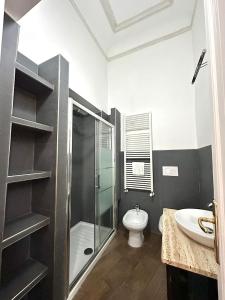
left=67, top=97, right=116, bottom=296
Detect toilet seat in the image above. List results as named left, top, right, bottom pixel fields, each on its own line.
left=123, top=209, right=148, bottom=231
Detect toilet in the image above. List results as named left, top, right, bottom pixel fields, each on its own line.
left=158, top=215, right=163, bottom=234
left=122, top=209, right=148, bottom=248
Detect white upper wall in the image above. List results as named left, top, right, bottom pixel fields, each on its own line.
left=192, top=0, right=213, bottom=148
left=108, top=31, right=197, bottom=150
left=16, top=0, right=211, bottom=150
left=18, top=0, right=108, bottom=112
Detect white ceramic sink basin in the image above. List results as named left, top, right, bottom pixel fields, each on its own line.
left=175, top=209, right=215, bottom=248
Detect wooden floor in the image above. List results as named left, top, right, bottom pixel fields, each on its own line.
left=73, top=228, right=167, bottom=300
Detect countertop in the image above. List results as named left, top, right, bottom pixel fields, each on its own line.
left=161, top=208, right=218, bottom=279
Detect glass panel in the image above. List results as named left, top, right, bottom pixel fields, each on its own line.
left=100, top=168, right=113, bottom=190
left=69, top=107, right=96, bottom=285
left=68, top=101, right=115, bottom=289
left=95, top=121, right=114, bottom=249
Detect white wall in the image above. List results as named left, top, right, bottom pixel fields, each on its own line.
left=16, top=0, right=211, bottom=149
left=192, top=0, right=213, bottom=148
left=18, top=0, right=108, bottom=112
left=108, top=31, right=197, bottom=150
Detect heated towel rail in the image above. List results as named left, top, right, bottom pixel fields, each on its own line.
left=123, top=113, right=154, bottom=196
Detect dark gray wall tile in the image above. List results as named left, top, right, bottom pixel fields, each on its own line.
left=70, top=113, right=95, bottom=227
left=154, top=150, right=200, bottom=210
left=198, top=145, right=214, bottom=209
left=119, top=149, right=212, bottom=233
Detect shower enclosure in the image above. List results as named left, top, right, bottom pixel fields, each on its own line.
left=67, top=98, right=115, bottom=289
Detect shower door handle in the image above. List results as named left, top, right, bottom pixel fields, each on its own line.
left=96, top=174, right=100, bottom=189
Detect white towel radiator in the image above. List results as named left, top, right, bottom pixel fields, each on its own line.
left=123, top=112, right=154, bottom=196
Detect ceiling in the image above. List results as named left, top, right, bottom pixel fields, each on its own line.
left=71, top=0, right=197, bottom=60
left=101, top=0, right=173, bottom=32
left=109, top=0, right=162, bottom=22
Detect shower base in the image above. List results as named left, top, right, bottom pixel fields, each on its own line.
left=69, top=221, right=111, bottom=284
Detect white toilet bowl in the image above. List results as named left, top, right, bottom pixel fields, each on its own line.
left=159, top=215, right=163, bottom=234
left=122, top=209, right=148, bottom=248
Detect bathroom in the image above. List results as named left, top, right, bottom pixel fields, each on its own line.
left=0, top=0, right=224, bottom=300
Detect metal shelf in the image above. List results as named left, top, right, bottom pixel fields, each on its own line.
left=11, top=116, right=53, bottom=133
left=15, top=62, right=54, bottom=94
left=2, top=213, right=50, bottom=249
left=0, top=259, right=48, bottom=300
left=7, top=170, right=51, bottom=184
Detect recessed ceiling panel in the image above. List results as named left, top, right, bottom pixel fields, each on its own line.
left=109, top=0, right=162, bottom=23
left=72, top=0, right=197, bottom=59
left=101, top=0, right=173, bottom=32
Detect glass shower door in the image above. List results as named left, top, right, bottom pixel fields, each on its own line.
left=69, top=105, right=96, bottom=286
left=95, top=121, right=114, bottom=250
left=68, top=98, right=116, bottom=291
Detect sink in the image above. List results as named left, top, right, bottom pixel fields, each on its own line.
left=175, top=209, right=215, bottom=248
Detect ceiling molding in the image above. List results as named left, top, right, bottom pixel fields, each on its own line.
left=68, top=0, right=108, bottom=60
left=108, top=25, right=192, bottom=61
left=190, top=0, right=198, bottom=27
left=70, top=0, right=198, bottom=62
left=100, top=0, right=174, bottom=33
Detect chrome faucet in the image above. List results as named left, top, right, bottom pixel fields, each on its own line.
left=135, top=204, right=140, bottom=213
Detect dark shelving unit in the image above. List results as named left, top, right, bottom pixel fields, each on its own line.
left=2, top=214, right=50, bottom=249
left=15, top=62, right=54, bottom=94
left=11, top=116, right=54, bottom=133
left=7, top=171, right=51, bottom=183
left=0, top=259, right=48, bottom=300
left=0, top=14, right=69, bottom=300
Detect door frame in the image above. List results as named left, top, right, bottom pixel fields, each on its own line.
left=94, top=118, right=115, bottom=250
left=0, top=0, right=5, bottom=61
left=204, top=1, right=225, bottom=299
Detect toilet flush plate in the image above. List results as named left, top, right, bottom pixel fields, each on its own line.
left=162, top=166, right=178, bottom=176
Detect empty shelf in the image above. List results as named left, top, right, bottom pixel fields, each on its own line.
left=15, top=62, right=54, bottom=94
left=11, top=116, right=53, bottom=133
left=0, top=259, right=48, bottom=300
left=2, top=213, right=50, bottom=249
left=7, top=170, right=51, bottom=184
